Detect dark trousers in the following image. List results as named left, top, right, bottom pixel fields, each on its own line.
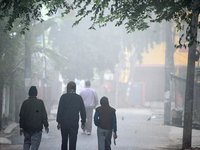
left=61, top=126, right=78, bottom=150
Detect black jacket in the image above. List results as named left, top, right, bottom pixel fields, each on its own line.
left=19, top=96, right=49, bottom=132
left=56, top=93, right=86, bottom=128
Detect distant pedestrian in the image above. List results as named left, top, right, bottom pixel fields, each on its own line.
left=57, top=81, right=86, bottom=150
left=19, top=86, right=49, bottom=150
left=94, top=96, right=117, bottom=150
left=80, top=80, right=98, bottom=135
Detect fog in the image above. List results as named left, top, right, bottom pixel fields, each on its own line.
left=47, top=15, right=171, bottom=109
left=2, top=7, right=198, bottom=150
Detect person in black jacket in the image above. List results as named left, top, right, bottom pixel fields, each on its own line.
left=57, top=81, right=86, bottom=150
left=94, top=96, right=117, bottom=150
left=19, top=86, right=49, bottom=150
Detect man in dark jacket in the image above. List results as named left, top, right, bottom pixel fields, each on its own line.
left=94, top=96, right=117, bottom=150
left=19, top=86, right=49, bottom=150
left=57, top=81, right=86, bottom=150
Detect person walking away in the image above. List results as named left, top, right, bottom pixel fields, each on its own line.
left=57, top=81, right=86, bottom=150
left=80, top=80, right=98, bottom=135
left=94, top=96, right=117, bottom=150
left=19, top=86, right=49, bottom=150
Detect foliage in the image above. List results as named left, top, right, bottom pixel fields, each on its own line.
left=1, top=0, right=197, bottom=65
left=0, top=20, right=25, bottom=129
left=0, top=15, right=68, bottom=90
left=1, top=0, right=199, bottom=48
left=46, top=6, right=163, bottom=82
left=0, top=21, right=24, bottom=85
left=0, top=0, right=71, bottom=34
left=70, top=0, right=200, bottom=48
left=48, top=17, right=122, bottom=82
left=22, top=18, right=69, bottom=79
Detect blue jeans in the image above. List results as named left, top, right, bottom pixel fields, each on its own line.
left=23, top=131, right=42, bottom=150
left=97, top=127, right=112, bottom=150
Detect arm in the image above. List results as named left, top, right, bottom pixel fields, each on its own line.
left=56, top=95, right=63, bottom=124
left=112, top=113, right=117, bottom=135
left=94, top=110, right=99, bottom=126
left=41, top=101, right=49, bottom=133
left=94, top=91, right=98, bottom=107
left=19, top=102, right=25, bottom=129
left=19, top=102, right=25, bottom=135
left=80, top=97, right=86, bottom=128
left=56, top=95, right=63, bottom=130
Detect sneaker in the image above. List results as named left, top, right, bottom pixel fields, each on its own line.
left=87, top=132, right=91, bottom=135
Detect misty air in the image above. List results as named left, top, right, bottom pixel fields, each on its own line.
left=0, top=1, right=200, bottom=150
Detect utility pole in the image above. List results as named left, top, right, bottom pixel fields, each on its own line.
left=164, top=21, right=175, bottom=125
left=182, top=0, right=199, bottom=148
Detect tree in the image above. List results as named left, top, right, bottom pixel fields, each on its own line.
left=0, top=15, right=68, bottom=129
left=1, top=0, right=200, bottom=148
left=0, top=0, right=71, bottom=34
left=48, top=17, right=122, bottom=82
left=182, top=1, right=199, bottom=148
left=0, top=21, right=25, bottom=130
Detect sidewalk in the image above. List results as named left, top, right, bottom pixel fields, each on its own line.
left=166, top=124, right=200, bottom=149
left=0, top=122, right=18, bottom=147
left=151, top=108, right=200, bottom=150
left=0, top=122, right=18, bottom=145
left=0, top=114, right=56, bottom=146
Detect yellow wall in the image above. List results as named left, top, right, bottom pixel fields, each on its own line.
left=138, top=42, right=188, bottom=66
left=119, top=41, right=189, bottom=83
left=138, top=43, right=165, bottom=65
left=174, top=48, right=188, bottom=66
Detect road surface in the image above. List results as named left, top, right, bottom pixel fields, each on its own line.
left=1, top=107, right=200, bottom=150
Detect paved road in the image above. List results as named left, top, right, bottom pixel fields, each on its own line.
left=1, top=107, right=200, bottom=150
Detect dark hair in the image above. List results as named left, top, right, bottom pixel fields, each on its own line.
left=67, top=81, right=76, bottom=93
left=85, top=81, right=91, bottom=87
left=100, top=96, right=109, bottom=106
left=28, top=86, right=38, bottom=96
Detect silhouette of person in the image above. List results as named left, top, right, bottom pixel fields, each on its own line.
left=57, top=81, right=86, bottom=150
left=19, top=86, right=49, bottom=150
left=80, top=81, right=98, bottom=135
left=94, top=96, right=117, bottom=150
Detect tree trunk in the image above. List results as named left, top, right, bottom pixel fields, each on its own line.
left=9, top=75, right=15, bottom=121
left=0, top=75, right=4, bottom=130
left=182, top=0, right=199, bottom=148
left=24, top=32, right=32, bottom=89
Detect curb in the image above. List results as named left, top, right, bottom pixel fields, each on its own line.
left=4, top=123, right=18, bottom=134
left=0, top=122, right=18, bottom=144
left=0, top=137, right=11, bottom=144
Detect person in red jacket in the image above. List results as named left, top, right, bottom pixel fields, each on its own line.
left=94, top=96, right=117, bottom=150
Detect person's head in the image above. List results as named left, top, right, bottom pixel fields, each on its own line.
left=85, top=81, right=91, bottom=87
left=100, top=96, right=109, bottom=106
left=28, top=86, right=38, bottom=96
left=67, top=81, right=76, bottom=93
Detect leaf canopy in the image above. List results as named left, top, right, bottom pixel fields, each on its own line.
left=1, top=0, right=199, bottom=47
